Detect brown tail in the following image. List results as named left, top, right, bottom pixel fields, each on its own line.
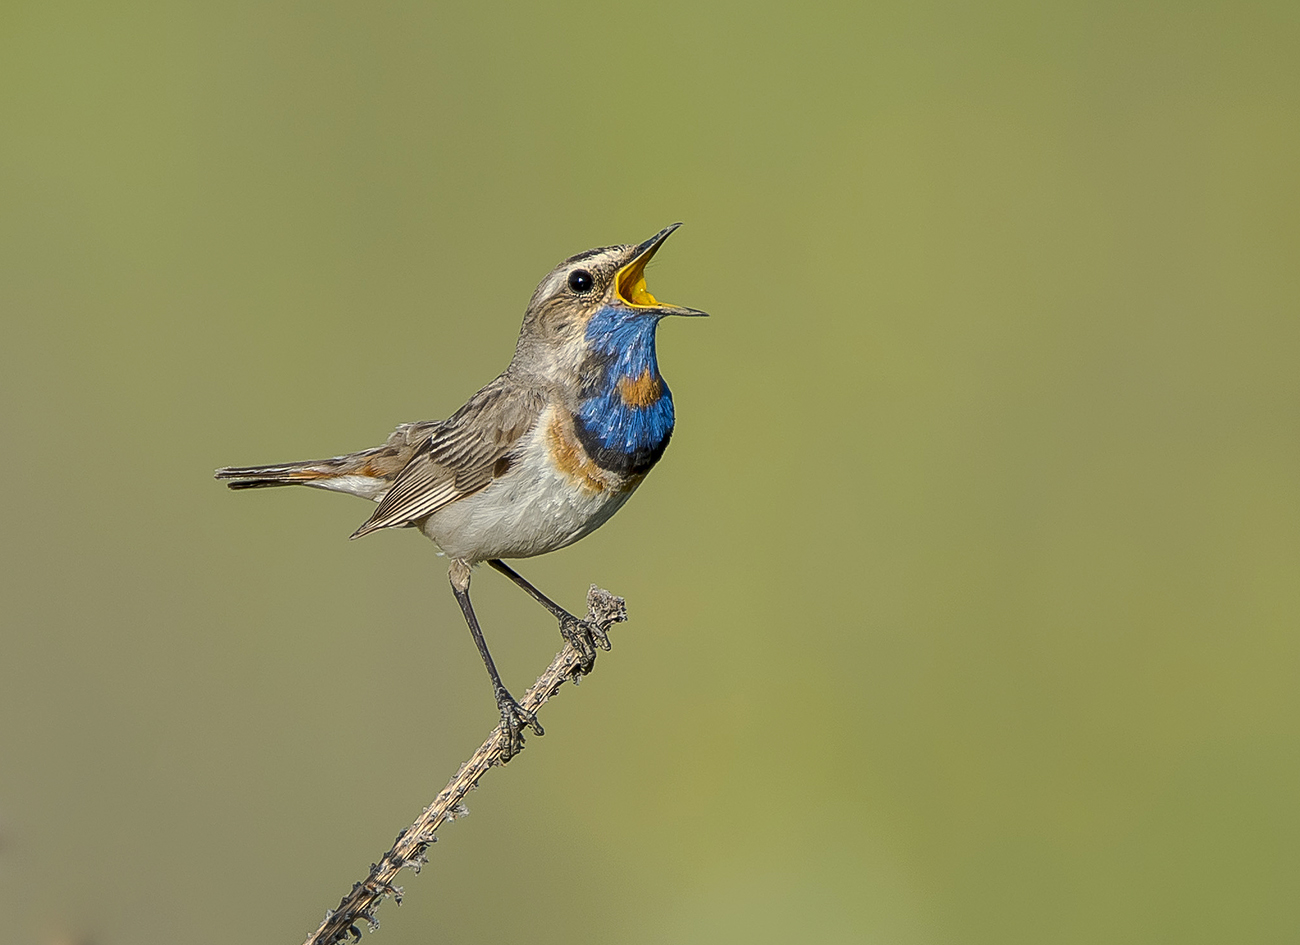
left=214, top=457, right=352, bottom=490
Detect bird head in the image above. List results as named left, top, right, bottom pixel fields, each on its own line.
left=511, top=224, right=707, bottom=382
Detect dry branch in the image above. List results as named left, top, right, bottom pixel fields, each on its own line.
left=301, top=585, right=628, bottom=945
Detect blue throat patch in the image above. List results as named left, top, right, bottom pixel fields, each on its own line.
left=574, top=305, right=675, bottom=475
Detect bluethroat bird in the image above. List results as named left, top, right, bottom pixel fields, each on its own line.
left=216, top=224, right=706, bottom=758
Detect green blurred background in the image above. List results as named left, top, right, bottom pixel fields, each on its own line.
left=2, top=1, right=1298, bottom=943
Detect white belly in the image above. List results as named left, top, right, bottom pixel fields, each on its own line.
left=419, top=408, right=642, bottom=562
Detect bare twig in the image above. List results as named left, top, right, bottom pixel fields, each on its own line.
left=301, top=585, right=628, bottom=945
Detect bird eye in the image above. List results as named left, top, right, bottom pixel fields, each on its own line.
left=567, top=269, right=594, bottom=294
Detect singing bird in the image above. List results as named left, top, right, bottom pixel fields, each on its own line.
left=216, top=224, right=706, bottom=757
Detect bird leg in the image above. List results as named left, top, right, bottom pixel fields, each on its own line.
left=487, top=559, right=610, bottom=674
left=449, top=562, right=541, bottom=761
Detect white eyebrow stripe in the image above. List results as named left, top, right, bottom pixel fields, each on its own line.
left=538, top=269, right=568, bottom=299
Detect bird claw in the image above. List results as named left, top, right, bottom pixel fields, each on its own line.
left=496, top=689, right=542, bottom=760
left=559, top=615, right=610, bottom=673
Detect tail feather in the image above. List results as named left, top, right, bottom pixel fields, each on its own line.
left=217, top=421, right=439, bottom=503
left=214, top=457, right=348, bottom=489
left=215, top=452, right=398, bottom=502
left=224, top=479, right=299, bottom=490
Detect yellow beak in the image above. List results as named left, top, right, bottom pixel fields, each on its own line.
left=613, top=223, right=707, bottom=316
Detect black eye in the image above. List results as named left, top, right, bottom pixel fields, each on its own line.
left=568, top=269, right=594, bottom=294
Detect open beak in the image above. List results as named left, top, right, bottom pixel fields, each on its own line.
left=615, top=223, right=709, bottom=316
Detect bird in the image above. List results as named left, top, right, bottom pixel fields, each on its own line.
left=215, top=224, right=706, bottom=759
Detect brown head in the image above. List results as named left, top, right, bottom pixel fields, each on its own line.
left=508, top=224, right=707, bottom=386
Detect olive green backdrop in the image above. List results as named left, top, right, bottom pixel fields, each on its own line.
left=2, top=2, right=1297, bottom=943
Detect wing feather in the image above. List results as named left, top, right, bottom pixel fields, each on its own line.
left=350, top=379, right=545, bottom=539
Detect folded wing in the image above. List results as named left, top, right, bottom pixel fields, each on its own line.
left=349, top=379, right=545, bottom=539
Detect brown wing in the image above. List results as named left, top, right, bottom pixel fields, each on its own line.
left=349, top=378, right=545, bottom=539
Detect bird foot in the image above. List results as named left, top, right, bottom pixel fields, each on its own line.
left=495, top=688, right=543, bottom=761
left=559, top=614, right=611, bottom=674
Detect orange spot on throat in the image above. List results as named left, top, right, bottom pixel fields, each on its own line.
left=616, top=369, right=662, bottom=408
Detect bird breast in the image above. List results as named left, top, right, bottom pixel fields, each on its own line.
left=419, top=404, right=643, bottom=562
